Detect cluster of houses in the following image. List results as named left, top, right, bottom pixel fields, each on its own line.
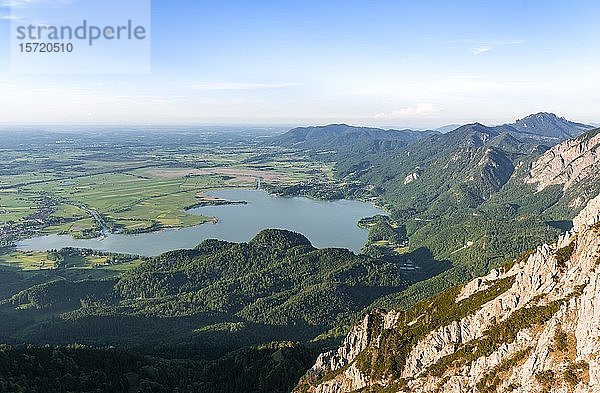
left=0, top=196, right=59, bottom=247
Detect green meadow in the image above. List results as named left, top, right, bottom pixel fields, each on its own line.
left=0, top=193, right=38, bottom=224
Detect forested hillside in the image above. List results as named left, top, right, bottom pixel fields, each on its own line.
left=0, top=230, right=449, bottom=359
left=272, top=124, right=435, bottom=153
left=273, top=121, right=600, bottom=310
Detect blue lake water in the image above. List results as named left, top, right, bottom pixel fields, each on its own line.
left=16, top=189, right=385, bottom=256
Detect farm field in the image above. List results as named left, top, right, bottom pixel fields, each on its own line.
left=0, top=249, right=146, bottom=283
left=0, top=251, right=54, bottom=270
left=0, top=127, right=338, bottom=257
left=0, top=193, right=38, bottom=224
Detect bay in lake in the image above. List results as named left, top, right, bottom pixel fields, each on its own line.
left=17, top=189, right=385, bottom=256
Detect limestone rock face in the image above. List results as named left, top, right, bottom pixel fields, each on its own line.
left=573, top=193, right=600, bottom=231
left=404, top=167, right=422, bottom=185
left=295, top=194, right=600, bottom=393
left=524, top=130, right=600, bottom=192
left=310, top=313, right=375, bottom=375
left=304, top=311, right=383, bottom=393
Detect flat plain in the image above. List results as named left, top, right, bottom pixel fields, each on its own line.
left=0, top=127, right=339, bottom=271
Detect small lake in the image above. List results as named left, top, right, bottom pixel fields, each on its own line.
left=16, top=189, right=385, bottom=256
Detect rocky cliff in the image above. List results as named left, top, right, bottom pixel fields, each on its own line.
left=295, top=193, right=600, bottom=393
left=525, top=128, right=600, bottom=193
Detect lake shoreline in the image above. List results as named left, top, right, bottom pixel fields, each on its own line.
left=16, top=189, right=386, bottom=257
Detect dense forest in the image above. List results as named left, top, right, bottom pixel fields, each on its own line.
left=0, top=230, right=447, bottom=354
left=0, top=342, right=314, bottom=393
left=0, top=229, right=451, bottom=392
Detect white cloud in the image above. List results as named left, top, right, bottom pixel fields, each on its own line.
left=190, top=82, right=299, bottom=91
left=2, top=0, right=76, bottom=21
left=471, top=46, right=491, bottom=55
left=470, top=39, right=527, bottom=55
left=448, top=38, right=527, bottom=45
left=374, top=103, right=442, bottom=119
left=441, top=38, right=527, bottom=55
left=2, top=0, right=75, bottom=8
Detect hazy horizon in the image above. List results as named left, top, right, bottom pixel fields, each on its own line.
left=0, top=110, right=595, bottom=132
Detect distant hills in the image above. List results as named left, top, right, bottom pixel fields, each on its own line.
left=431, top=124, right=461, bottom=134
left=509, top=112, right=595, bottom=140
left=272, top=113, right=597, bottom=222
left=328, top=121, right=526, bottom=224
left=271, top=124, right=436, bottom=152
left=272, top=113, right=595, bottom=153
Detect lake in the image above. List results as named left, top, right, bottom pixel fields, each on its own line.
left=16, top=189, right=386, bottom=256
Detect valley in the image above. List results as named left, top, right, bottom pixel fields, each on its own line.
left=0, top=114, right=599, bottom=393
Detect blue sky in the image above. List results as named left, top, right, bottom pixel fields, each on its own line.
left=0, top=0, right=599, bottom=127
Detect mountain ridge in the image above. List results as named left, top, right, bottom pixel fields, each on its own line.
left=272, top=124, right=435, bottom=152
left=509, top=112, right=595, bottom=140
left=272, top=113, right=594, bottom=153
left=296, top=193, right=600, bottom=393
left=524, top=127, right=600, bottom=197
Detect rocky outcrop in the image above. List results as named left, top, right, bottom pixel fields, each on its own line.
left=404, top=168, right=422, bottom=185
left=573, top=193, right=600, bottom=231
left=296, top=193, right=600, bottom=393
left=309, top=313, right=377, bottom=379
left=524, top=129, right=600, bottom=192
